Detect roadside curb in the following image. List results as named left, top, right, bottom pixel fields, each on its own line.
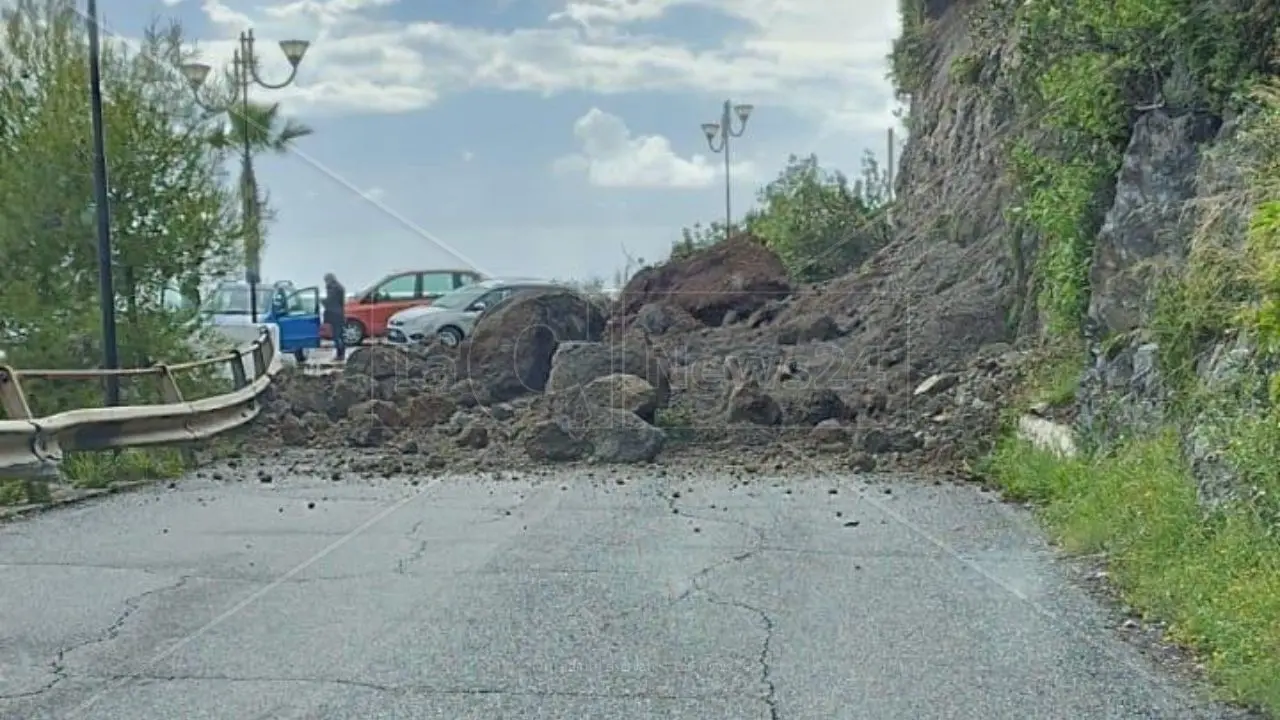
left=0, top=478, right=167, bottom=523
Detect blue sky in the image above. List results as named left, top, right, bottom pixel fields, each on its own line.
left=106, top=0, right=901, bottom=292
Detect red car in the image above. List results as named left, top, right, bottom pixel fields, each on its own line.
left=321, top=269, right=484, bottom=345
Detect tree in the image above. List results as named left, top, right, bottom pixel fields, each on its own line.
left=207, top=100, right=313, bottom=281
left=0, top=0, right=242, bottom=412
left=749, top=152, right=892, bottom=283
left=671, top=152, right=892, bottom=281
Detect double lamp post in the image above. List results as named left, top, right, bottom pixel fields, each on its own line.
left=180, top=30, right=310, bottom=323
left=700, top=99, right=754, bottom=244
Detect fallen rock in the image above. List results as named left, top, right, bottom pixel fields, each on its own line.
left=588, top=409, right=666, bottom=463
left=726, top=381, right=782, bottom=426
left=404, top=394, right=456, bottom=426
left=848, top=451, right=876, bottom=472
left=859, top=426, right=922, bottom=454
left=456, top=423, right=490, bottom=449
left=778, top=314, right=842, bottom=345
left=580, top=374, right=659, bottom=420
left=620, top=234, right=791, bottom=326
left=632, top=302, right=700, bottom=336
left=545, top=338, right=670, bottom=417
left=523, top=419, right=590, bottom=461
left=278, top=414, right=311, bottom=446
left=778, top=387, right=847, bottom=426
left=914, top=373, right=959, bottom=397
left=345, top=345, right=410, bottom=381
left=811, top=418, right=848, bottom=444
left=330, top=377, right=373, bottom=419
left=348, top=399, right=403, bottom=428
left=346, top=415, right=391, bottom=447
left=459, top=289, right=607, bottom=403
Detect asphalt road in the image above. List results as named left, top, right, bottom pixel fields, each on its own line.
left=0, top=466, right=1256, bottom=719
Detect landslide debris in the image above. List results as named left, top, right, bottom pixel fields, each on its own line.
left=249, top=238, right=1026, bottom=477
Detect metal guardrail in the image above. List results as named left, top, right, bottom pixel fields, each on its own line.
left=0, top=328, right=281, bottom=478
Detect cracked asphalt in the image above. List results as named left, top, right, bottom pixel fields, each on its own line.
left=0, top=466, right=1256, bottom=719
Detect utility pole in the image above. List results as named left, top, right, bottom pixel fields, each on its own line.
left=85, top=0, right=120, bottom=406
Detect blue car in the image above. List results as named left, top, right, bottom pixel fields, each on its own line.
left=264, top=286, right=323, bottom=362
left=205, top=281, right=323, bottom=362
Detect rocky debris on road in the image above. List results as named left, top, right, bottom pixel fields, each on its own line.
left=245, top=236, right=1030, bottom=478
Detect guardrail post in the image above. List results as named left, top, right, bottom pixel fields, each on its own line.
left=0, top=366, right=32, bottom=420
left=251, top=342, right=268, bottom=379
left=154, top=363, right=197, bottom=467
left=227, top=349, right=248, bottom=389
left=154, top=365, right=185, bottom=404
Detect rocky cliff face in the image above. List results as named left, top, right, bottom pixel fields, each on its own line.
left=883, top=0, right=1277, bottom=509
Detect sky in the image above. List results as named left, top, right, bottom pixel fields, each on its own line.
left=99, top=0, right=903, bottom=292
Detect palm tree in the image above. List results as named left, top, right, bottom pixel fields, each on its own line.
left=208, top=101, right=312, bottom=285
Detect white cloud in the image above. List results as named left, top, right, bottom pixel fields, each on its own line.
left=552, top=108, right=752, bottom=189
left=184, top=0, right=898, bottom=132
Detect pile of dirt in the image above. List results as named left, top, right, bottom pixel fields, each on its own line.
left=247, top=238, right=1026, bottom=477
left=619, top=233, right=791, bottom=326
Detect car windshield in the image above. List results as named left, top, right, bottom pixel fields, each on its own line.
left=205, top=286, right=277, bottom=315
left=428, top=285, right=490, bottom=310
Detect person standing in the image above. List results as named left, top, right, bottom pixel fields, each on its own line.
left=323, top=273, right=347, bottom=361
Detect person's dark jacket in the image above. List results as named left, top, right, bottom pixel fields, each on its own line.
left=323, top=280, right=345, bottom=326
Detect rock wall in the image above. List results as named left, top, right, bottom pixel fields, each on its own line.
left=891, top=0, right=1272, bottom=509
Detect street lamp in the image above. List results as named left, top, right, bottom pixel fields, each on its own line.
left=86, top=0, right=121, bottom=405
left=700, top=100, right=754, bottom=244
left=180, top=30, right=309, bottom=323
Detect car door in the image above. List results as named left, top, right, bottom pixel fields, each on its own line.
left=366, top=273, right=420, bottom=336
left=276, top=287, right=321, bottom=354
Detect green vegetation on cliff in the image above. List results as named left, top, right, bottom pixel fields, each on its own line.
left=1007, top=0, right=1274, bottom=337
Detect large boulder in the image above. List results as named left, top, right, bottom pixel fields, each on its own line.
left=588, top=409, right=665, bottom=463
left=545, top=336, right=671, bottom=417
left=523, top=419, right=590, bottom=462
left=459, top=289, right=607, bottom=403
left=620, top=234, right=791, bottom=326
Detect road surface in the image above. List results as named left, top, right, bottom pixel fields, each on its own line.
left=0, top=465, right=1255, bottom=719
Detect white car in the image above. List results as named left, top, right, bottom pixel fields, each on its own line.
left=386, top=278, right=564, bottom=347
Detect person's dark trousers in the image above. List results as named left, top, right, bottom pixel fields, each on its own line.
left=331, top=316, right=346, bottom=360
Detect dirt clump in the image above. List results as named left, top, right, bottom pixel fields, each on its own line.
left=619, top=234, right=790, bottom=326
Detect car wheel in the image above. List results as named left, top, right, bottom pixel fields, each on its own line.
left=342, top=320, right=366, bottom=346
left=437, top=326, right=463, bottom=347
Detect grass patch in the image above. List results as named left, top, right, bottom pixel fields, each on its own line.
left=654, top=406, right=697, bottom=443
left=0, top=478, right=51, bottom=506
left=983, top=431, right=1280, bottom=712
left=61, top=447, right=188, bottom=489
left=1016, top=341, right=1087, bottom=410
